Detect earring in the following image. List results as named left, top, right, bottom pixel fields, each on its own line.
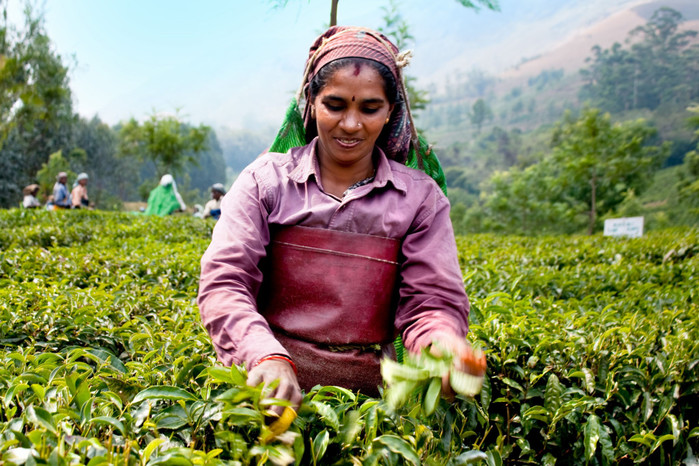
left=385, top=116, right=390, bottom=124
left=310, top=106, right=316, bottom=119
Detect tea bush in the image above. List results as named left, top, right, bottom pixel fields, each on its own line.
left=0, top=209, right=696, bottom=465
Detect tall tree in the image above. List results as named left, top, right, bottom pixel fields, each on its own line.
left=269, top=0, right=498, bottom=27
left=0, top=1, right=75, bottom=207
left=550, top=108, right=667, bottom=234
left=580, top=7, right=699, bottom=112
left=470, top=98, right=492, bottom=133
left=117, top=112, right=210, bottom=180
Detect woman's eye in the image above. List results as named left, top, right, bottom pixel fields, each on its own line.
left=324, top=103, right=344, bottom=112
left=362, top=107, right=380, bottom=114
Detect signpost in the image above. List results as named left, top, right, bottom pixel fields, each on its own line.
left=603, top=217, right=644, bottom=238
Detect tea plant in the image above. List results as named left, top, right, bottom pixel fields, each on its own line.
left=0, top=209, right=696, bottom=464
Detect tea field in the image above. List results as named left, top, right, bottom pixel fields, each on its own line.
left=0, top=209, right=697, bottom=465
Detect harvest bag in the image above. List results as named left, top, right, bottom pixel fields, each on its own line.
left=258, top=225, right=400, bottom=394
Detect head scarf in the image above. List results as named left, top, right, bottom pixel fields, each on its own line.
left=23, top=184, right=39, bottom=196
left=77, top=173, right=89, bottom=182
left=299, top=26, right=416, bottom=164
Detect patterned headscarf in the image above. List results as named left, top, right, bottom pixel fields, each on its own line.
left=299, top=26, right=416, bottom=164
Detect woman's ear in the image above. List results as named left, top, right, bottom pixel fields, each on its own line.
left=385, top=104, right=395, bottom=124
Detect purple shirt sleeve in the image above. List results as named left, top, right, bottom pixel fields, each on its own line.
left=395, top=192, right=470, bottom=353
left=198, top=167, right=291, bottom=369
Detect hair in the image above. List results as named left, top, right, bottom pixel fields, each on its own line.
left=306, top=57, right=400, bottom=145
left=308, top=57, right=398, bottom=105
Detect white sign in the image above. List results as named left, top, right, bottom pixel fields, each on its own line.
left=604, top=217, right=644, bottom=238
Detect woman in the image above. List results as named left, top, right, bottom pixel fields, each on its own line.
left=22, top=184, right=41, bottom=208
left=71, top=173, right=90, bottom=209
left=144, top=174, right=186, bottom=216
left=198, top=26, right=480, bottom=409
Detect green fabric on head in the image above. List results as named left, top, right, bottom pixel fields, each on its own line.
left=144, top=184, right=181, bottom=216
left=406, top=134, right=448, bottom=196
left=269, top=98, right=306, bottom=154
left=269, top=98, right=448, bottom=196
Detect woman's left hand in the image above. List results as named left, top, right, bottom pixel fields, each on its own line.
left=429, top=332, right=486, bottom=400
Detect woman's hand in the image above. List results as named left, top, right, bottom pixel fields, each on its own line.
left=246, top=359, right=303, bottom=417
left=429, top=332, right=486, bottom=400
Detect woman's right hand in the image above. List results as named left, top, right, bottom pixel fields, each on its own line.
left=246, top=359, right=303, bottom=417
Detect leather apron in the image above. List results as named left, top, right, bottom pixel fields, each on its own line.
left=258, top=225, right=401, bottom=395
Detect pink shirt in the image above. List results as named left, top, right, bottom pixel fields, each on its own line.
left=198, top=139, right=470, bottom=369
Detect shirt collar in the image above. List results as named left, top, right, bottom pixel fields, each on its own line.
left=288, top=138, right=407, bottom=194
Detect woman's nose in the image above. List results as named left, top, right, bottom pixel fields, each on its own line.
left=340, top=111, right=361, bottom=131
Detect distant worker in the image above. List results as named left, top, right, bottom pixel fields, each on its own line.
left=71, top=173, right=90, bottom=209
left=202, top=183, right=226, bottom=220
left=144, top=174, right=186, bottom=216
left=52, top=172, right=71, bottom=209
left=22, top=184, right=41, bottom=208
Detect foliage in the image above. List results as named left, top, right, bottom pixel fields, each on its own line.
left=35, top=150, right=74, bottom=201
left=677, top=105, right=699, bottom=212
left=470, top=98, right=493, bottom=134
left=0, top=210, right=696, bottom=464
left=549, top=108, right=667, bottom=234
left=0, top=1, right=76, bottom=208
left=118, top=112, right=211, bottom=180
left=580, top=7, right=699, bottom=113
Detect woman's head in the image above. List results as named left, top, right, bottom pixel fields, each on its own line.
left=309, top=59, right=395, bottom=172
left=301, top=26, right=414, bottom=163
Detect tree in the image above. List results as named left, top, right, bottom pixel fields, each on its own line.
left=35, top=150, right=73, bottom=200
left=379, top=0, right=429, bottom=113
left=550, top=108, right=667, bottom=234
left=269, top=0, right=498, bottom=27
left=118, top=112, right=210, bottom=180
left=72, top=116, right=134, bottom=208
left=470, top=98, right=492, bottom=133
left=580, top=7, right=699, bottom=113
left=676, top=105, right=699, bottom=210
left=0, top=2, right=76, bottom=207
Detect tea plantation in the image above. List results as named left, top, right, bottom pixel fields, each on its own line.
left=0, top=209, right=696, bottom=465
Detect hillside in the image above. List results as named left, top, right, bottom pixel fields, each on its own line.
left=500, top=0, right=699, bottom=87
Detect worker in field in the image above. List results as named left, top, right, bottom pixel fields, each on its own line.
left=198, top=26, right=483, bottom=411
left=22, top=184, right=41, bottom=208
left=71, top=173, right=90, bottom=209
left=144, top=174, right=186, bottom=216
left=202, top=183, right=225, bottom=220
left=51, top=172, right=71, bottom=209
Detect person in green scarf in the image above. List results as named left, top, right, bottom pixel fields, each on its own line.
left=144, top=174, right=186, bottom=216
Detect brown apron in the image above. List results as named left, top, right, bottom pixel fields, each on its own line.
left=258, top=225, right=401, bottom=395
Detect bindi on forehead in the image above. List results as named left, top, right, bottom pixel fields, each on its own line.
left=352, top=96, right=355, bottom=102
left=353, top=62, right=361, bottom=76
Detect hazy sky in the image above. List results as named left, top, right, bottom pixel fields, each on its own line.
left=8, top=0, right=648, bottom=130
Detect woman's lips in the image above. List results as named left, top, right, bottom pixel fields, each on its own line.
left=335, top=137, right=363, bottom=149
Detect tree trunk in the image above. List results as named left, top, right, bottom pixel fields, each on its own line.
left=330, top=0, right=339, bottom=26
left=588, top=175, right=597, bottom=235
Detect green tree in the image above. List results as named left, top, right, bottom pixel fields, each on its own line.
left=470, top=98, right=492, bottom=133
left=550, top=108, right=667, bottom=234
left=677, top=105, right=699, bottom=211
left=118, top=112, right=210, bottom=179
left=35, top=150, right=74, bottom=200
left=0, top=1, right=75, bottom=207
left=580, top=7, right=699, bottom=112
left=378, top=0, right=430, bottom=114
left=270, top=0, right=498, bottom=27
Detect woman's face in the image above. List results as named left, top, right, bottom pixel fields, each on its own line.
left=312, top=63, right=393, bottom=172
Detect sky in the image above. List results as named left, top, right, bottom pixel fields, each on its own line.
left=7, top=0, right=649, bottom=131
